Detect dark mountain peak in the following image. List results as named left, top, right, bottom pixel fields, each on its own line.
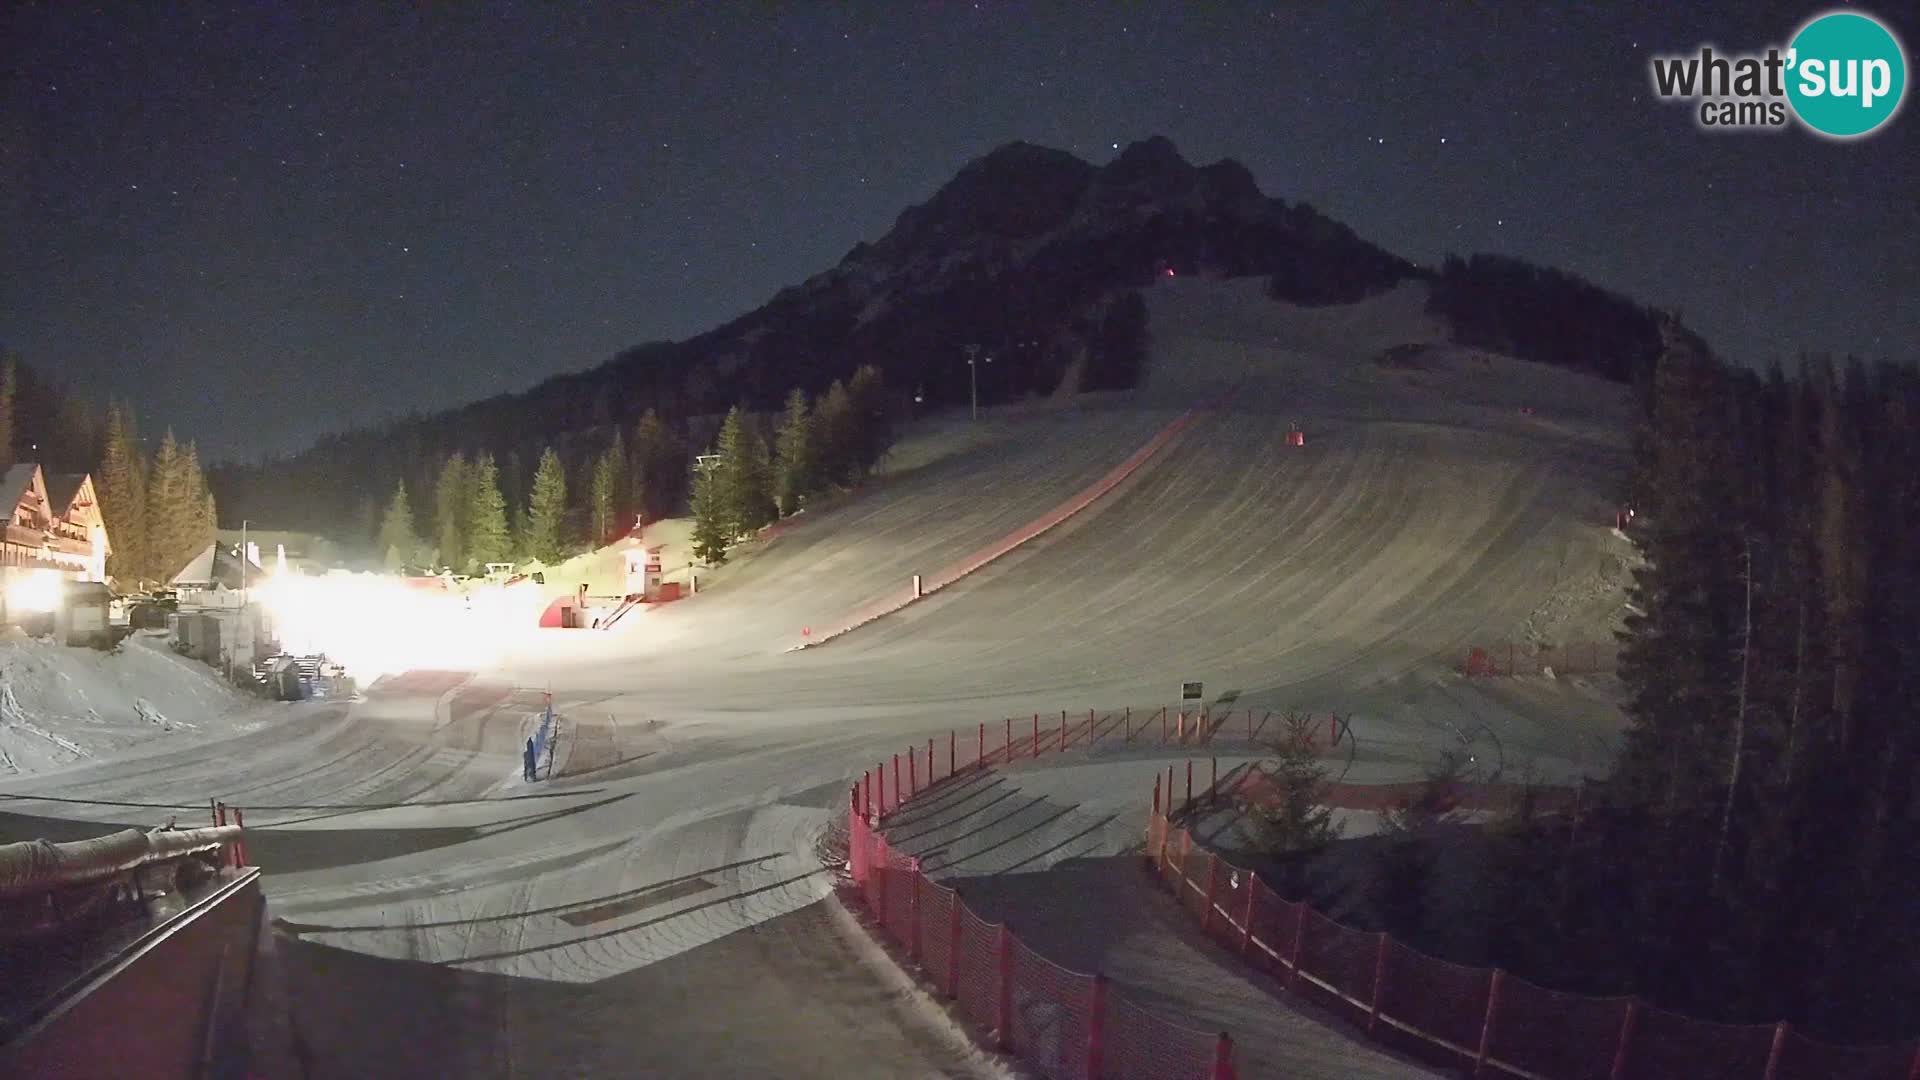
left=1106, top=135, right=1189, bottom=176
left=869, top=141, right=1094, bottom=260
left=1196, top=158, right=1261, bottom=204
left=976, top=139, right=1089, bottom=174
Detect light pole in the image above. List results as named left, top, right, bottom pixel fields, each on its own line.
left=964, top=344, right=990, bottom=421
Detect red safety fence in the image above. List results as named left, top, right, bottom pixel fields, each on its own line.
left=846, top=706, right=1355, bottom=821
left=848, top=769, right=1235, bottom=1079
left=1464, top=641, right=1619, bottom=678
left=1146, top=786, right=1920, bottom=1080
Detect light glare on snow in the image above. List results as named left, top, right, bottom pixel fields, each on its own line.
left=256, top=569, right=542, bottom=679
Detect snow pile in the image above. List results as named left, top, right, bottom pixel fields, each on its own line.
left=1516, top=528, right=1644, bottom=649
left=0, top=630, right=272, bottom=776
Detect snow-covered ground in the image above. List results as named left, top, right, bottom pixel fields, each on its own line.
left=0, top=630, right=280, bottom=777
left=0, top=277, right=1638, bottom=1076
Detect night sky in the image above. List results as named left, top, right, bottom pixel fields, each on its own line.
left=3, top=2, right=1915, bottom=461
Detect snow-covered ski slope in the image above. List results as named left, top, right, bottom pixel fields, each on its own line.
left=0, top=277, right=1637, bottom=1077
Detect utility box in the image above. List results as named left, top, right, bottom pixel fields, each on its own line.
left=55, top=581, right=113, bottom=648
left=645, top=548, right=663, bottom=600
left=168, top=612, right=222, bottom=662
left=627, top=547, right=664, bottom=601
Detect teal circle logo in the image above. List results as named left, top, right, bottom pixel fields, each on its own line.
left=1786, top=11, right=1907, bottom=138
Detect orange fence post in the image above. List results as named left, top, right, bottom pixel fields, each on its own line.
left=946, top=888, right=964, bottom=998
left=1060, top=709, right=1067, bottom=752
left=1611, top=1000, right=1640, bottom=1080
left=928, top=738, right=934, bottom=785
left=1004, top=716, right=1012, bottom=763
left=996, top=924, right=1015, bottom=1051
left=978, top=722, right=985, bottom=770
left=908, top=865, right=922, bottom=963
left=1185, top=760, right=1193, bottom=811
left=1247, top=708, right=1254, bottom=745
left=1368, top=932, right=1390, bottom=1035
left=875, top=848, right=889, bottom=919
left=1475, top=969, right=1505, bottom=1079
left=909, top=746, right=917, bottom=797
left=1152, top=774, right=1161, bottom=817
left=1086, top=973, right=1108, bottom=1079
left=1088, top=708, right=1096, bottom=745
left=1166, top=765, right=1175, bottom=814
left=209, top=798, right=218, bottom=828
left=1762, top=1021, right=1790, bottom=1080
left=949, top=731, right=956, bottom=779
left=893, top=754, right=901, bottom=809
left=233, top=808, right=247, bottom=868
left=1161, top=705, right=1168, bottom=743
left=1210, top=757, right=1218, bottom=805
left=1032, top=713, right=1040, bottom=758
left=1124, top=705, right=1132, bottom=742
left=1209, top=1031, right=1235, bottom=1080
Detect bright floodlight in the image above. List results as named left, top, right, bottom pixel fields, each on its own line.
left=255, top=570, right=544, bottom=679
left=5, top=570, right=64, bottom=614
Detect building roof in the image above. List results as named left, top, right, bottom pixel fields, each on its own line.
left=45, top=473, right=87, bottom=515
left=170, top=542, right=252, bottom=589
left=0, top=464, right=38, bottom=515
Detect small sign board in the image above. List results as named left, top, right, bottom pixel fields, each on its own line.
left=1180, top=681, right=1203, bottom=702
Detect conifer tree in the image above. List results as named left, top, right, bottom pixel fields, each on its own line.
left=774, top=388, right=818, bottom=516
left=714, top=406, right=774, bottom=537
left=525, top=447, right=569, bottom=563
left=434, top=453, right=469, bottom=572
left=379, top=480, right=419, bottom=571
left=147, top=430, right=189, bottom=581
left=814, top=380, right=856, bottom=487
left=689, top=457, right=729, bottom=565
left=97, top=403, right=146, bottom=583
left=1616, top=326, right=1744, bottom=814
left=590, top=434, right=626, bottom=544
left=465, top=452, right=510, bottom=567
left=630, top=409, right=680, bottom=523
left=50, top=389, right=103, bottom=472
left=181, top=441, right=216, bottom=559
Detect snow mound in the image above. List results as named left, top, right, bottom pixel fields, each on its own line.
left=0, top=632, right=268, bottom=776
